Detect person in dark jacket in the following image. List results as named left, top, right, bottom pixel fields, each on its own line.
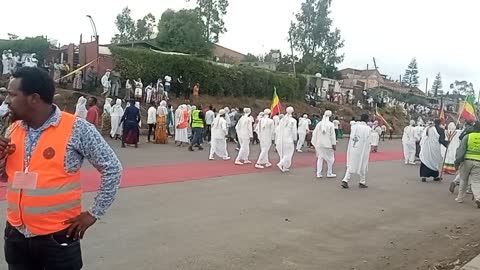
left=120, top=100, right=141, bottom=148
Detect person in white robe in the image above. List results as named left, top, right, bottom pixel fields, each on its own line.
left=419, top=119, right=449, bottom=182
left=110, top=99, right=124, bottom=139
left=276, top=107, right=298, bottom=172
left=414, top=123, right=425, bottom=159
left=296, top=114, right=311, bottom=152
left=235, top=108, right=253, bottom=165
left=255, top=109, right=275, bottom=169
left=209, top=109, right=230, bottom=160
left=145, top=83, right=154, bottom=104
left=134, top=79, right=143, bottom=101
left=272, top=114, right=280, bottom=147
left=341, top=114, right=372, bottom=189
left=402, top=120, right=417, bottom=165
left=312, top=110, right=337, bottom=178
left=101, top=71, right=111, bottom=96
left=442, top=122, right=461, bottom=174
left=74, top=96, right=87, bottom=119
left=125, top=79, right=132, bottom=100
left=370, top=121, right=382, bottom=153
left=175, top=104, right=190, bottom=145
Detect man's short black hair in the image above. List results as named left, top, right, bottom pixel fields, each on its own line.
left=434, top=119, right=441, bottom=125
left=360, top=113, right=369, bottom=122
left=12, top=67, right=55, bottom=104
left=90, top=96, right=98, bottom=104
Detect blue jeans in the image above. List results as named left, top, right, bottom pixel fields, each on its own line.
left=192, top=127, right=204, bottom=146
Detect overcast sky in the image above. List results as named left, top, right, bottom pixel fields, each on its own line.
left=2, top=0, right=478, bottom=93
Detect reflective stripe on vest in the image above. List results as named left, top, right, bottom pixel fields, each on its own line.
left=5, top=112, right=81, bottom=236
left=191, top=110, right=204, bottom=128
left=466, top=133, right=480, bottom=161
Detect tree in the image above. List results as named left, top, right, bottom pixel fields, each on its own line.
left=135, top=13, right=157, bottom=40
left=289, top=0, right=344, bottom=78
left=450, top=80, right=475, bottom=96
left=264, top=49, right=282, bottom=63
left=402, top=58, right=419, bottom=87
left=156, top=9, right=212, bottom=55
left=431, top=73, right=443, bottom=96
left=243, top=53, right=259, bottom=62
left=186, top=0, right=229, bottom=43
left=111, top=7, right=136, bottom=43
left=7, top=33, right=19, bottom=40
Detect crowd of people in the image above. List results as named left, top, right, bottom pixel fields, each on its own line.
left=402, top=118, right=480, bottom=208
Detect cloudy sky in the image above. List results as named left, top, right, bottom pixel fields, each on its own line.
left=2, top=0, right=478, bottom=93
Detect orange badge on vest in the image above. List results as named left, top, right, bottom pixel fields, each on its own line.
left=43, top=147, right=55, bottom=160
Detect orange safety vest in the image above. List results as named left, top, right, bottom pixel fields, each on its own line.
left=178, top=110, right=189, bottom=129
left=6, top=112, right=82, bottom=235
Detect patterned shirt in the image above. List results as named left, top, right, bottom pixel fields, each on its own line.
left=2, top=106, right=122, bottom=237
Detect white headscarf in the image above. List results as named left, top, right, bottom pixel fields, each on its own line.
left=447, top=122, right=456, bottom=132
left=135, top=101, right=140, bottom=109
left=111, top=99, right=124, bottom=117
left=244, top=107, right=251, bottom=116
left=320, top=110, right=332, bottom=133
left=157, top=100, right=168, bottom=116
left=213, top=109, right=225, bottom=127
left=74, top=96, right=87, bottom=119
left=103, top=98, right=112, bottom=114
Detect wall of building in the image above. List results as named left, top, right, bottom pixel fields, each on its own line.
left=212, top=45, right=245, bottom=64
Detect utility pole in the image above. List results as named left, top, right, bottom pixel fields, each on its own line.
left=425, top=78, right=429, bottom=96
left=288, top=21, right=296, bottom=77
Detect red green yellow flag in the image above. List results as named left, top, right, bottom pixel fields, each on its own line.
left=270, top=87, right=281, bottom=117
left=460, top=96, right=477, bottom=121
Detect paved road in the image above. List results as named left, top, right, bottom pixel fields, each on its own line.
left=0, top=139, right=477, bottom=270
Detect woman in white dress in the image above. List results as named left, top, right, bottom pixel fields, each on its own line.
left=110, top=99, right=124, bottom=139
left=74, top=96, right=87, bottom=119
left=370, top=121, right=382, bottom=153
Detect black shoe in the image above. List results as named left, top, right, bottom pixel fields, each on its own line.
left=359, top=183, right=368, bottom=189
left=449, top=182, right=456, bottom=193
left=134, top=144, right=138, bottom=148
left=433, top=177, right=442, bottom=182
left=188, top=146, right=194, bottom=151
left=198, top=146, right=204, bottom=151
left=121, top=144, right=126, bottom=148
left=421, top=178, right=427, bottom=182
left=341, top=181, right=349, bottom=189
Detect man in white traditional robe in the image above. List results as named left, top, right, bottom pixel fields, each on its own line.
left=296, top=114, right=311, bottom=152
left=209, top=109, right=231, bottom=161
left=341, top=114, right=372, bottom=189
left=276, top=107, right=298, bottom=172
left=419, top=119, right=448, bottom=182
left=370, top=121, right=382, bottom=153
left=255, top=109, right=275, bottom=169
left=235, top=108, right=253, bottom=165
left=312, top=110, right=337, bottom=178
left=402, top=120, right=417, bottom=165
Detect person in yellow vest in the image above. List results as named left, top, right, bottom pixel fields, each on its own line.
left=454, top=121, right=480, bottom=208
left=0, top=67, right=122, bottom=269
left=189, top=105, right=205, bottom=151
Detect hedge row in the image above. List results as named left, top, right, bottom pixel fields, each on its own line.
left=110, top=47, right=306, bottom=101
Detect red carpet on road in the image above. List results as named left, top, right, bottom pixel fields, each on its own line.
left=0, top=151, right=403, bottom=200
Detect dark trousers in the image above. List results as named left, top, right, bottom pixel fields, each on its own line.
left=191, top=127, right=204, bottom=146
left=205, top=125, right=212, bottom=142
left=148, top=124, right=156, bottom=142
left=4, top=223, right=83, bottom=270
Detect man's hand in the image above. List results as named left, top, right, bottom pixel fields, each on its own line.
left=64, top=212, right=97, bottom=240
left=332, top=145, right=336, bottom=151
left=0, top=137, right=11, bottom=159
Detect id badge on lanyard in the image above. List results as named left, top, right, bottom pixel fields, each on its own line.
left=12, top=153, right=38, bottom=190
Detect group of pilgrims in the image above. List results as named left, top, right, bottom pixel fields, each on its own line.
left=402, top=118, right=480, bottom=206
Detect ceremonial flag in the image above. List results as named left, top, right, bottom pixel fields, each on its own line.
left=375, top=105, right=391, bottom=129
left=460, top=95, right=477, bottom=121
left=439, top=105, right=446, bottom=124
left=270, top=87, right=281, bottom=117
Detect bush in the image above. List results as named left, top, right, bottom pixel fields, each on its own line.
left=0, top=36, right=50, bottom=64
left=110, top=47, right=306, bottom=100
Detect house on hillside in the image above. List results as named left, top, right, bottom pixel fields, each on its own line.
left=212, top=44, right=246, bottom=64
left=339, top=68, right=387, bottom=91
